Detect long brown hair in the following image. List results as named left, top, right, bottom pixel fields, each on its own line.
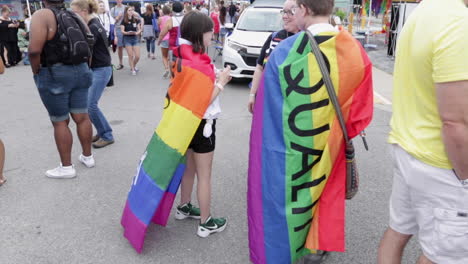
left=123, top=6, right=136, bottom=24
left=144, top=4, right=154, bottom=16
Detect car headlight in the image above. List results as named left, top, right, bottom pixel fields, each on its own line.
left=227, top=40, right=247, bottom=53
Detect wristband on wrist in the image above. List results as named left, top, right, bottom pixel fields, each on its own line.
left=215, top=82, right=224, bottom=91
left=249, top=93, right=256, bottom=97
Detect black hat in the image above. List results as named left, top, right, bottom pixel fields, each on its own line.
left=172, top=1, right=184, bottom=13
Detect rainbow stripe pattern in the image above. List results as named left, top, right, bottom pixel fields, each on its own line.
left=248, top=31, right=373, bottom=264
left=362, top=0, right=393, bottom=16
left=121, top=45, right=215, bottom=253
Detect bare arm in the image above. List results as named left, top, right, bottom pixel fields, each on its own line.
left=436, top=81, right=468, bottom=180
left=136, top=20, right=142, bottom=35
left=28, top=10, right=51, bottom=75
left=210, top=66, right=231, bottom=102
left=120, top=24, right=130, bottom=35
left=248, top=64, right=264, bottom=114
left=157, top=19, right=172, bottom=45
left=0, top=55, right=4, bottom=74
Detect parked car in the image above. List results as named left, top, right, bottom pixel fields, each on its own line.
left=222, top=0, right=284, bottom=78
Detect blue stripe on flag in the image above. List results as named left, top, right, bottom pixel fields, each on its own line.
left=167, top=163, right=185, bottom=194
left=128, top=165, right=165, bottom=225
left=261, top=43, right=291, bottom=263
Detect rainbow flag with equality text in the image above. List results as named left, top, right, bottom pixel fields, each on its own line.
left=248, top=30, right=373, bottom=264
left=121, top=45, right=216, bottom=253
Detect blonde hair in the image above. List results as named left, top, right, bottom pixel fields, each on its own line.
left=1, top=5, right=11, bottom=14
left=71, top=0, right=98, bottom=14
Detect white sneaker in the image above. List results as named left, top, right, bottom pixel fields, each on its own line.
left=79, top=154, right=95, bottom=168
left=131, top=70, right=137, bottom=76
left=45, top=165, right=76, bottom=179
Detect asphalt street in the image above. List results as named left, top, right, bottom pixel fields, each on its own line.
left=0, top=44, right=420, bottom=264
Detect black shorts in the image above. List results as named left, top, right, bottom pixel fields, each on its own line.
left=188, top=119, right=216, bottom=153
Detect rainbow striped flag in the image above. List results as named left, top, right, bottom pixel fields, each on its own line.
left=121, top=44, right=215, bottom=253
left=248, top=31, right=373, bottom=264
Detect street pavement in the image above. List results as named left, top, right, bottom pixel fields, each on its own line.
left=0, top=44, right=420, bottom=264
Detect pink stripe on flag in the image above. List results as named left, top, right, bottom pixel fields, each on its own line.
left=121, top=200, right=148, bottom=253
left=152, top=192, right=176, bottom=226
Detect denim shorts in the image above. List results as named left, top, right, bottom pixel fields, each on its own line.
left=33, top=63, right=92, bottom=122
left=160, top=40, right=169, bottom=49
left=123, top=36, right=139, bottom=47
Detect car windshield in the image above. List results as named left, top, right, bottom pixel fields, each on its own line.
left=236, top=8, right=283, bottom=32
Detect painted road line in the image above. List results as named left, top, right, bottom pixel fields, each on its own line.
left=374, top=91, right=392, bottom=105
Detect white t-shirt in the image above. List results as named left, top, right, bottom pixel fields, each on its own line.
left=97, top=12, right=115, bottom=37
left=307, top=23, right=338, bottom=35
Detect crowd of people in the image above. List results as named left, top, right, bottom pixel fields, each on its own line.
left=2, top=0, right=468, bottom=263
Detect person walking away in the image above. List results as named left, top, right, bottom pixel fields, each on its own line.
left=29, top=0, right=95, bottom=178
left=111, top=0, right=126, bottom=70
left=247, top=0, right=374, bottom=262
left=228, top=1, right=236, bottom=24
left=210, top=6, right=220, bottom=42
left=0, top=57, right=5, bottom=186
left=0, top=6, right=20, bottom=67
left=17, top=22, right=30, bottom=65
left=378, top=0, right=468, bottom=263
left=121, top=6, right=142, bottom=76
left=218, top=1, right=227, bottom=44
left=248, top=0, right=299, bottom=114
left=158, top=1, right=184, bottom=53
left=158, top=5, right=171, bottom=78
left=142, top=4, right=157, bottom=60
left=71, top=0, right=115, bottom=149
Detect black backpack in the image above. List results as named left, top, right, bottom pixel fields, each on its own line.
left=50, top=8, right=94, bottom=65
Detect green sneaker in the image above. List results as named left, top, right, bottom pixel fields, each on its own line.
left=175, top=202, right=201, bottom=220
left=197, top=216, right=227, bottom=238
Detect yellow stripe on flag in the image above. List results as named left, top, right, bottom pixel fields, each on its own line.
left=156, top=99, right=200, bottom=155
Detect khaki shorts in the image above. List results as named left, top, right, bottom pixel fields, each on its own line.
left=389, top=144, right=468, bottom=264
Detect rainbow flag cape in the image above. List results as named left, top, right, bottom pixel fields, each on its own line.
left=248, top=30, right=373, bottom=264
left=121, top=44, right=215, bottom=253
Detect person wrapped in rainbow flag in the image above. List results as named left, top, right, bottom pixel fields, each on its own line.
left=120, top=12, right=231, bottom=253
left=247, top=0, right=374, bottom=263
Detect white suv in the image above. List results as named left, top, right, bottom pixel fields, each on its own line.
left=222, top=0, right=284, bottom=78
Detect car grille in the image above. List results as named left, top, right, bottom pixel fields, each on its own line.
left=240, top=70, right=255, bottom=75
left=242, top=55, right=258, bottom=67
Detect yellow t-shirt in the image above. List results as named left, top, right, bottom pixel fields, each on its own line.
left=389, top=0, right=468, bottom=169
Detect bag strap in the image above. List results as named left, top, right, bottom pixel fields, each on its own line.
left=304, top=30, right=350, bottom=145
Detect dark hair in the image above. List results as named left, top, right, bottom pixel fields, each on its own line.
left=45, top=0, right=65, bottom=5
left=172, top=1, right=183, bottom=13
left=180, top=11, right=213, bottom=54
left=296, top=0, right=334, bottom=16
left=219, top=6, right=227, bottom=25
